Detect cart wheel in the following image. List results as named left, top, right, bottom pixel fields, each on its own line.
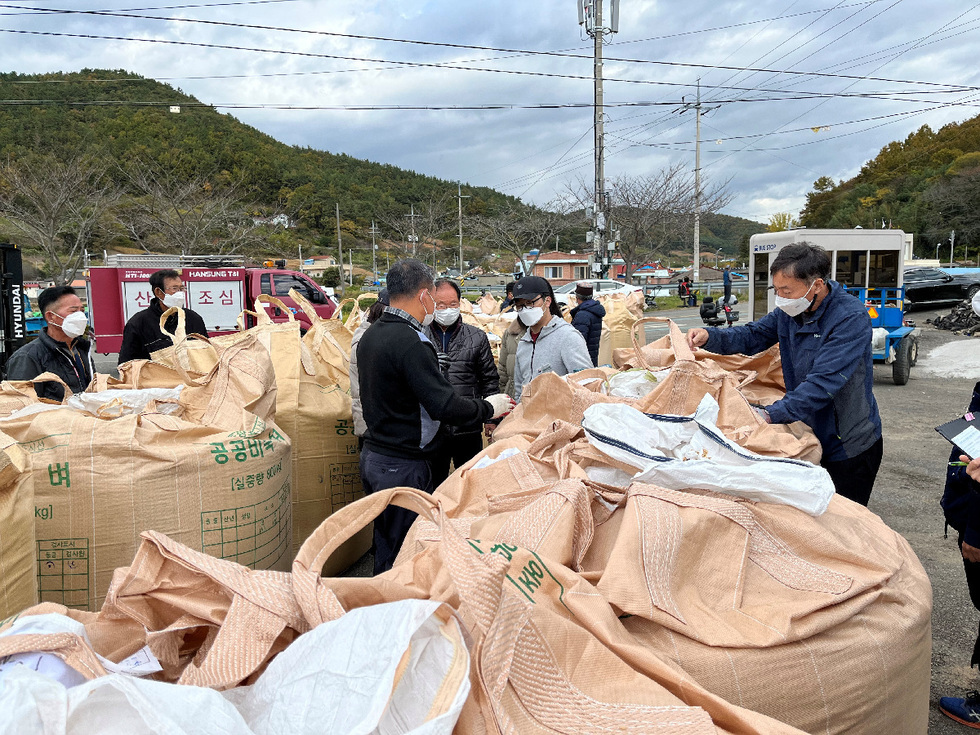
left=908, top=336, right=918, bottom=367
left=893, top=337, right=912, bottom=385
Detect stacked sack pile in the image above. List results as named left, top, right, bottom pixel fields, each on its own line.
left=0, top=317, right=931, bottom=734
left=149, top=289, right=370, bottom=572
left=0, top=331, right=293, bottom=614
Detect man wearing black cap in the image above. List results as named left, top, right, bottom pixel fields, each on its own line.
left=570, top=282, right=606, bottom=366
left=511, top=275, right=593, bottom=400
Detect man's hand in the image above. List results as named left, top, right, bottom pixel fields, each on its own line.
left=963, top=541, right=980, bottom=563
left=486, top=393, right=516, bottom=419
left=484, top=423, right=496, bottom=440
left=437, top=352, right=451, bottom=374
left=687, top=328, right=709, bottom=350
left=962, top=455, right=980, bottom=484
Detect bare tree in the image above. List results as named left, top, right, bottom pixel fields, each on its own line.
left=0, top=154, right=118, bottom=284
left=566, top=165, right=731, bottom=280
left=378, top=193, right=455, bottom=268
left=470, top=201, right=571, bottom=276
left=114, top=159, right=262, bottom=256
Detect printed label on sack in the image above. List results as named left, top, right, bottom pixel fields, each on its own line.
left=201, top=473, right=291, bottom=569
left=36, top=538, right=90, bottom=609
left=467, top=539, right=570, bottom=613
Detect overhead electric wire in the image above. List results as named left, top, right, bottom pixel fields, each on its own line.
left=0, top=5, right=973, bottom=94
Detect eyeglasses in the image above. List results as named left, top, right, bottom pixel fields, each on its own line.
left=161, top=285, right=186, bottom=294
left=514, top=296, right=544, bottom=312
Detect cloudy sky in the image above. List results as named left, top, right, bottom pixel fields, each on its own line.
left=2, top=0, right=979, bottom=223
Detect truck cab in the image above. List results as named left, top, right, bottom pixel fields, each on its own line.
left=248, top=270, right=335, bottom=330
left=87, top=254, right=336, bottom=354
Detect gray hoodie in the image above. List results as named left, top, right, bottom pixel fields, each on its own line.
left=513, top=316, right=593, bottom=400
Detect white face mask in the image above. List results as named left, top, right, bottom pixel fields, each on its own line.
left=161, top=291, right=186, bottom=309
left=420, top=291, right=435, bottom=327
left=434, top=308, right=460, bottom=326
left=774, top=281, right=817, bottom=317
left=56, top=311, right=89, bottom=339
left=518, top=306, right=544, bottom=327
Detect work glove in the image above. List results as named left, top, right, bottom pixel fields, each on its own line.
left=437, top=351, right=451, bottom=375
left=486, top=393, right=516, bottom=420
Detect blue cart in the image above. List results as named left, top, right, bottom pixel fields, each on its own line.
left=843, top=286, right=918, bottom=385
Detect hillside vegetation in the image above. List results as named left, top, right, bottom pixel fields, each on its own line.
left=799, top=115, right=980, bottom=257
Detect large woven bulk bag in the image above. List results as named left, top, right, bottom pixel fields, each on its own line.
left=0, top=365, right=292, bottom=611
left=0, top=431, right=35, bottom=619
left=289, top=290, right=368, bottom=573
left=402, top=420, right=931, bottom=733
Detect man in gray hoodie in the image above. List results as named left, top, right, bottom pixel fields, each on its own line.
left=511, top=276, right=594, bottom=401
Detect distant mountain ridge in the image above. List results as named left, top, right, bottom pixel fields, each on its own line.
left=0, top=68, right=518, bottom=227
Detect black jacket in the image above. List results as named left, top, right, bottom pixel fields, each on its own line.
left=425, top=318, right=500, bottom=435
left=570, top=298, right=606, bottom=366
left=5, top=329, right=95, bottom=401
left=358, top=311, right=493, bottom=458
left=118, top=299, right=209, bottom=365
left=942, top=381, right=980, bottom=547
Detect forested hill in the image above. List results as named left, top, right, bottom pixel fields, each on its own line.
left=0, top=69, right=519, bottom=226
left=799, top=114, right=980, bottom=257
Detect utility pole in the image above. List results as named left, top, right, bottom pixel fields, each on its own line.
left=457, top=183, right=470, bottom=274
left=335, top=202, right=344, bottom=292
left=406, top=204, right=420, bottom=256
left=676, top=79, right=719, bottom=284
left=369, top=220, right=380, bottom=280
left=348, top=249, right=353, bottom=286
left=579, top=0, right=619, bottom=279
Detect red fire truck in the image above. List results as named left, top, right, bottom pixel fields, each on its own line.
left=87, top=254, right=337, bottom=353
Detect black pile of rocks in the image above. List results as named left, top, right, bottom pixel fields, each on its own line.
left=929, top=300, right=980, bottom=335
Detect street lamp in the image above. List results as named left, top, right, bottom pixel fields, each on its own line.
left=936, top=243, right=942, bottom=261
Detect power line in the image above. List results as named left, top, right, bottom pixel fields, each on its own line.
left=0, top=7, right=973, bottom=93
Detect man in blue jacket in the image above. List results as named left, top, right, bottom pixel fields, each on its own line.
left=687, top=242, right=882, bottom=505
left=570, top=282, right=606, bottom=366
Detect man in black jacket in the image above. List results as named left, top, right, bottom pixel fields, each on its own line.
left=118, top=269, right=209, bottom=364
left=570, top=282, right=606, bottom=366
left=425, top=278, right=500, bottom=486
left=357, top=259, right=513, bottom=573
left=939, top=381, right=980, bottom=726
left=6, top=286, right=95, bottom=401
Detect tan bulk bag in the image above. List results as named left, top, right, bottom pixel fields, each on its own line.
left=599, top=292, right=643, bottom=351
left=0, top=432, right=36, bottom=619
left=477, top=292, right=500, bottom=315
left=0, top=370, right=292, bottom=612
left=289, top=290, right=368, bottom=573
left=149, top=308, right=219, bottom=375
left=401, top=425, right=931, bottom=734
left=293, top=487, right=804, bottom=735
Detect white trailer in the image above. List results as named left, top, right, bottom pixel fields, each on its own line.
left=748, top=229, right=908, bottom=320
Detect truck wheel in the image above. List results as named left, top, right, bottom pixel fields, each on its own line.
left=893, top=337, right=912, bottom=385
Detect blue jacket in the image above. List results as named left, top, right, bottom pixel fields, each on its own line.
left=703, top=280, right=880, bottom=462
left=941, top=381, right=980, bottom=547
left=570, top=298, right=606, bottom=365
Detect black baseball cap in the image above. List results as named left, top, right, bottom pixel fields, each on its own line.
left=512, top=276, right=550, bottom=301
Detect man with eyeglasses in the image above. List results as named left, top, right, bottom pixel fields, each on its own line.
left=118, top=269, right=209, bottom=364
left=686, top=242, right=882, bottom=506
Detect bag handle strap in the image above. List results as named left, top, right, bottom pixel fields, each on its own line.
left=159, top=306, right=220, bottom=384
left=333, top=298, right=357, bottom=321
left=287, top=287, right=321, bottom=323
left=0, top=632, right=109, bottom=680
left=255, top=294, right=295, bottom=323
left=630, top=317, right=694, bottom=368
left=158, top=305, right=187, bottom=343
left=293, top=488, right=441, bottom=626
left=3, top=372, right=73, bottom=405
